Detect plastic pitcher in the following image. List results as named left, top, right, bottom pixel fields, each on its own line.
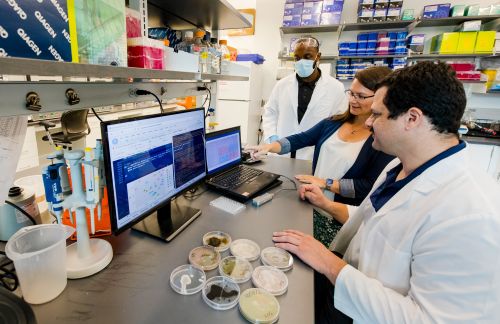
left=5, top=224, right=75, bottom=304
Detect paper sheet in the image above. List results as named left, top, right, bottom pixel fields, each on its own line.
left=16, top=125, right=39, bottom=172
left=0, top=116, right=28, bottom=204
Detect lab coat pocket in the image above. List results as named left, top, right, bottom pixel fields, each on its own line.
left=375, top=232, right=412, bottom=294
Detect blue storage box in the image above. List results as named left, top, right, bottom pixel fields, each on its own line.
left=397, top=31, right=408, bottom=40
left=236, top=54, right=265, bottom=64
left=0, top=0, right=73, bottom=61
left=322, top=0, right=344, bottom=12
left=283, top=15, right=302, bottom=26
left=284, top=7, right=304, bottom=16
left=303, top=1, right=323, bottom=14
left=423, top=3, right=451, bottom=19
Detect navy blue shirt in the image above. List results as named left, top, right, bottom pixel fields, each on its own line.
left=370, top=140, right=466, bottom=212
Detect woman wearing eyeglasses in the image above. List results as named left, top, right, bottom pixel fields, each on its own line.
left=247, top=66, right=395, bottom=247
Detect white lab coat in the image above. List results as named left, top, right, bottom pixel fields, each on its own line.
left=332, top=146, right=500, bottom=323
left=262, top=72, right=347, bottom=160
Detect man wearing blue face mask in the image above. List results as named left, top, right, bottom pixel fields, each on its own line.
left=262, top=37, right=347, bottom=160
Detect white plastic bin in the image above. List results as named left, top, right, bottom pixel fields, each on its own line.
left=5, top=224, right=74, bottom=304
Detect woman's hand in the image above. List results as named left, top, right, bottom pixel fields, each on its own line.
left=244, top=144, right=272, bottom=160
left=295, top=174, right=326, bottom=188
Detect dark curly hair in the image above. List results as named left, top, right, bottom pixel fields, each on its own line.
left=375, top=61, right=466, bottom=135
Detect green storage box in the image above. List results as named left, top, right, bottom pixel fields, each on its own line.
left=465, top=4, right=480, bottom=16
left=431, top=33, right=459, bottom=54
left=450, top=5, right=466, bottom=17
left=475, top=31, right=496, bottom=54
left=457, top=32, right=477, bottom=54
left=74, top=0, right=127, bottom=66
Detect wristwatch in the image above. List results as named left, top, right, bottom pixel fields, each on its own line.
left=325, top=178, right=334, bottom=191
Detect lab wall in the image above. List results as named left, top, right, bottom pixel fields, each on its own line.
left=223, top=0, right=500, bottom=118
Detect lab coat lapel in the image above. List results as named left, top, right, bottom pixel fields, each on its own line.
left=287, top=76, right=299, bottom=128
left=371, top=150, right=467, bottom=219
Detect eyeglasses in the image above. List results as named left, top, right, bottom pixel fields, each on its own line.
left=345, top=90, right=374, bottom=101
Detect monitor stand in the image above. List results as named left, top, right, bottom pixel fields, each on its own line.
left=132, top=199, right=201, bottom=242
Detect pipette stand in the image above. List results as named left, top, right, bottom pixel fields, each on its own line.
left=63, top=150, right=113, bottom=279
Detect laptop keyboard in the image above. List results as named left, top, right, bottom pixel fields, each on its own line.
left=214, top=166, right=263, bottom=188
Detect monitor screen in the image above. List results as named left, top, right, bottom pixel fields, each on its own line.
left=205, top=127, right=242, bottom=176
left=101, top=108, right=206, bottom=235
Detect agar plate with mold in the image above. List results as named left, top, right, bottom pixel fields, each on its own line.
left=202, top=276, right=240, bottom=310
left=170, top=264, right=206, bottom=295
left=261, top=247, right=294, bottom=271
left=230, top=239, right=260, bottom=261
left=252, top=266, right=288, bottom=296
left=239, top=288, right=280, bottom=324
left=203, top=231, right=232, bottom=252
left=189, top=245, right=221, bottom=271
left=219, top=256, right=253, bottom=284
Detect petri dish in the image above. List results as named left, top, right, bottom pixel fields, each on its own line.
left=218, top=256, right=253, bottom=284
left=203, top=231, right=232, bottom=252
left=202, top=276, right=240, bottom=311
left=252, top=266, right=288, bottom=296
left=170, top=264, right=206, bottom=295
left=189, top=245, right=221, bottom=271
left=261, top=247, right=294, bottom=272
left=230, top=239, right=261, bottom=261
left=239, top=288, right=280, bottom=324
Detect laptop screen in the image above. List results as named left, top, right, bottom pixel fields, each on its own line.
left=206, top=127, right=242, bottom=176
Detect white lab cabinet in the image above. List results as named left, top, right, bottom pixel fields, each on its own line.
left=216, top=61, right=263, bottom=145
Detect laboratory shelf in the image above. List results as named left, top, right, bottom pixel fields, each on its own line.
left=148, top=0, right=251, bottom=30
left=281, top=25, right=340, bottom=34
left=407, top=54, right=498, bottom=59
left=278, top=55, right=338, bottom=61
left=416, top=15, right=500, bottom=27
left=338, top=54, right=408, bottom=59
left=0, top=57, right=248, bottom=82
left=341, top=20, right=416, bottom=31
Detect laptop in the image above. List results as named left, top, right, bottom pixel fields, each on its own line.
left=205, top=126, right=282, bottom=202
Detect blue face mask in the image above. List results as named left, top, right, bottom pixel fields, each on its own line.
left=294, top=59, right=316, bottom=78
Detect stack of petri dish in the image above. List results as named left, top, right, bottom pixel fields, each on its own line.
left=230, top=239, right=260, bottom=261
left=218, top=256, right=253, bottom=284
left=252, top=266, right=288, bottom=296
left=203, top=231, right=232, bottom=252
left=202, top=276, right=240, bottom=310
left=189, top=245, right=221, bottom=271
left=239, top=288, right=280, bottom=324
left=260, top=247, right=294, bottom=272
left=170, top=264, right=206, bottom=295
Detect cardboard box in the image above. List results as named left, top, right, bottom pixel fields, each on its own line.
left=386, top=8, right=401, bottom=21
left=475, top=31, right=496, bottom=54
left=283, top=15, right=302, bottom=26
left=431, top=32, right=459, bottom=54
left=303, top=2, right=323, bottom=14
left=373, top=8, right=387, bottom=21
left=457, top=32, right=477, bottom=54
left=423, top=3, right=451, bottom=19
left=320, top=12, right=342, bottom=25
left=388, top=0, right=403, bottom=8
left=455, top=20, right=481, bottom=32
left=284, top=3, right=304, bottom=16
left=322, top=0, right=344, bottom=13
left=301, top=14, right=321, bottom=25
left=408, top=34, right=425, bottom=54
left=0, top=0, right=74, bottom=61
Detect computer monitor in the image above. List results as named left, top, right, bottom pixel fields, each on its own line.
left=101, top=108, right=206, bottom=241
